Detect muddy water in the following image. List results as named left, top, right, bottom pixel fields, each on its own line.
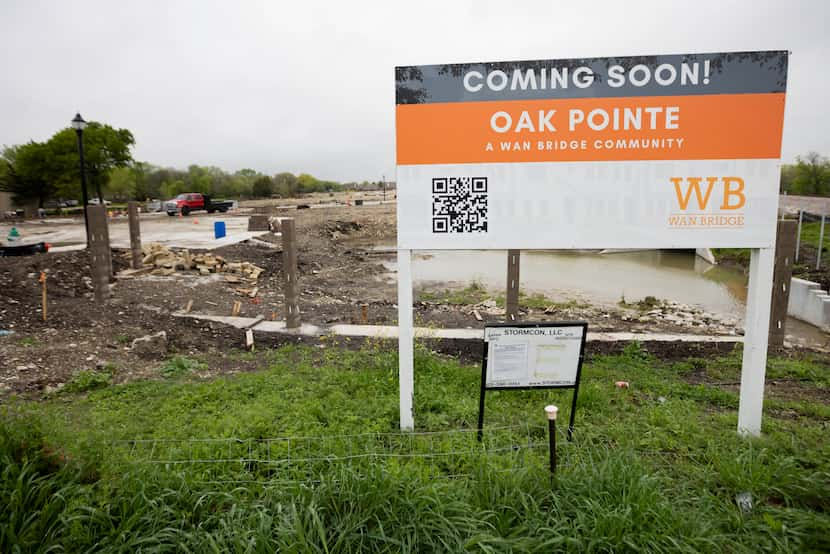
left=412, top=250, right=746, bottom=313
left=381, top=248, right=827, bottom=346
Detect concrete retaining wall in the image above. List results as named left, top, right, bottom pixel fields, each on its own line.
left=779, top=194, right=830, bottom=217
left=788, top=277, right=830, bottom=329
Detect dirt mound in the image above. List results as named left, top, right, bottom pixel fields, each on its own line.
left=0, top=249, right=131, bottom=331
left=320, top=220, right=362, bottom=239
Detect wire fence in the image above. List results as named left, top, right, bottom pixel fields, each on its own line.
left=110, top=423, right=557, bottom=484
left=793, top=210, right=828, bottom=269
left=105, top=423, right=729, bottom=489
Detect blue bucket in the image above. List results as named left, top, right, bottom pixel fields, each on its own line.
left=214, top=221, right=226, bottom=239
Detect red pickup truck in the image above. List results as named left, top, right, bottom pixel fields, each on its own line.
left=165, top=193, right=234, bottom=216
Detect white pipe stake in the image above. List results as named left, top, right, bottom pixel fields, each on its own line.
left=545, top=405, right=559, bottom=421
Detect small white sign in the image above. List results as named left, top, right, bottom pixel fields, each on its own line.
left=485, top=324, right=584, bottom=388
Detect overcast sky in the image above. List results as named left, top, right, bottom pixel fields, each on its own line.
left=1, top=0, right=828, bottom=182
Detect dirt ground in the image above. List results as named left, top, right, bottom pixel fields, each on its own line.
left=1, top=199, right=828, bottom=398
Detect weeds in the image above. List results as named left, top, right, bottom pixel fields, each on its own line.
left=61, top=370, right=112, bottom=394
left=419, top=282, right=586, bottom=313
left=495, top=292, right=588, bottom=311
left=157, top=356, right=206, bottom=378
left=618, top=294, right=662, bottom=311
left=1, top=344, right=828, bottom=551
left=418, top=281, right=489, bottom=305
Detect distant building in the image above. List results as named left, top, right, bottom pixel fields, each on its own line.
left=0, top=191, right=12, bottom=214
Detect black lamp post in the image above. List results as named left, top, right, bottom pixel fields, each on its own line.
left=71, top=113, right=90, bottom=246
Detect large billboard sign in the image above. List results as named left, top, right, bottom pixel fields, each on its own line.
left=395, top=51, right=788, bottom=249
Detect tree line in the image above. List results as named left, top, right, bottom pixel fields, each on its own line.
left=780, top=152, right=830, bottom=196
left=5, top=119, right=827, bottom=207
left=106, top=165, right=346, bottom=203
left=0, top=120, right=364, bottom=208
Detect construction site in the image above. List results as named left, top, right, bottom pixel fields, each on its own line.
left=2, top=37, right=830, bottom=551
left=0, top=191, right=827, bottom=398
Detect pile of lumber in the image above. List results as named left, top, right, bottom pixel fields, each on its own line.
left=132, top=243, right=264, bottom=281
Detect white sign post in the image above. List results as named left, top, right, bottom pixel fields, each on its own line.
left=397, top=248, right=415, bottom=430
left=737, top=248, right=776, bottom=436
left=395, top=51, right=788, bottom=435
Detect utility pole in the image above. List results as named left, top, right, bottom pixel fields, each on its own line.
left=382, top=174, right=387, bottom=202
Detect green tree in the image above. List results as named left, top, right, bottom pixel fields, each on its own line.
left=160, top=178, right=187, bottom=200
left=273, top=172, right=298, bottom=197
left=296, top=173, right=317, bottom=193
left=47, top=122, right=135, bottom=202
left=251, top=175, right=274, bottom=198
left=780, top=163, right=795, bottom=194
left=224, top=168, right=258, bottom=198
left=186, top=165, right=213, bottom=194
left=106, top=166, right=136, bottom=200
left=129, top=162, right=156, bottom=200
left=791, top=152, right=830, bottom=196
left=0, top=142, right=60, bottom=208
left=147, top=168, right=186, bottom=200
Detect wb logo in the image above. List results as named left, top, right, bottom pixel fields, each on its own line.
left=670, top=177, right=745, bottom=211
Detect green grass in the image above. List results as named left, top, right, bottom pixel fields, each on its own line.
left=418, top=281, right=490, bottom=305
left=419, top=282, right=586, bottom=312
left=1, top=344, right=828, bottom=552
left=618, top=295, right=662, bottom=311
left=800, top=221, right=830, bottom=252
left=714, top=219, right=830, bottom=270
left=60, top=369, right=113, bottom=394
left=712, top=247, right=751, bottom=267
left=495, top=292, right=588, bottom=311
left=156, top=355, right=207, bottom=378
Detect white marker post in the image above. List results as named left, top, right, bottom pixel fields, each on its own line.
left=737, top=247, right=776, bottom=436
left=397, top=248, right=414, bottom=430
left=545, top=404, right=559, bottom=475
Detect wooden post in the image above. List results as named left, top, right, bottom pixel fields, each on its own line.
left=817, top=215, right=826, bottom=270
left=40, top=271, right=47, bottom=321
left=127, top=201, right=142, bottom=270
left=506, top=249, right=520, bottom=321
left=768, top=220, right=797, bottom=348
left=282, top=218, right=300, bottom=328
left=87, top=205, right=111, bottom=303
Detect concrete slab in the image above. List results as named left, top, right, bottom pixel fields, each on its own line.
left=175, top=313, right=261, bottom=329
left=175, top=312, right=744, bottom=344
left=1, top=213, right=268, bottom=251
left=252, top=321, right=324, bottom=335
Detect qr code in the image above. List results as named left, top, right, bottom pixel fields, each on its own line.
left=432, top=177, right=488, bottom=233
